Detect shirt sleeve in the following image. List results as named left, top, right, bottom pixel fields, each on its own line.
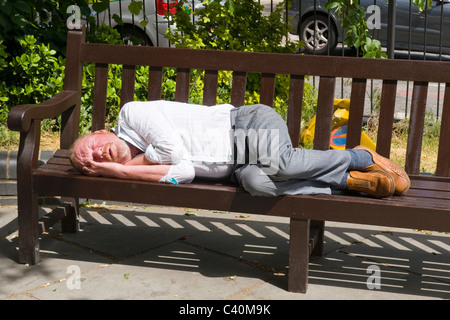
left=159, top=160, right=195, bottom=184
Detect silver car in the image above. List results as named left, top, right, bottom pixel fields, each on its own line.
left=288, top=0, right=450, bottom=55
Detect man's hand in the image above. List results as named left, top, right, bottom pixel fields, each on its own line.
left=82, top=161, right=124, bottom=178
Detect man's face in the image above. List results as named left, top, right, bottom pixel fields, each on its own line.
left=71, top=131, right=132, bottom=171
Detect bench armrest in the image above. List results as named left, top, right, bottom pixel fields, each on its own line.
left=7, top=90, right=79, bottom=132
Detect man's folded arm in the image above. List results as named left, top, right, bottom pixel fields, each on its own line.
left=83, top=156, right=195, bottom=184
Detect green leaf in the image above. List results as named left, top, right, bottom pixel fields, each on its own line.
left=128, top=0, right=143, bottom=16
left=112, top=14, right=123, bottom=26
left=325, top=2, right=339, bottom=10
left=139, top=20, right=148, bottom=28
left=227, top=0, right=235, bottom=15
left=92, top=0, right=109, bottom=14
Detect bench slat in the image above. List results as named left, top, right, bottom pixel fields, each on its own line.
left=314, top=76, right=336, bottom=150
left=436, top=83, right=450, bottom=177
left=405, top=189, right=450, bottom=200
left=376, top=79, right=397, bottom=158
left=147, top=66, right=163, bottom=101
left=175, top=68, right=190, bottom=103
left=203, top=69, right=218, bottom=106
left=81, top=43, right=450, bottom=83
left=346, top=78, right=367, bottom=149
left=287, top=74, right=304, bottom=146
left=411, top=177, right=450, bottom=190
left=405, top=81, right=428, bottom=175
left=231, top=71, right=247, bottom=107
left=260, top=73, right=276, bottom=107
left=120, top=65, right=136, bottom=107
left=92, top=63, right=108, bottom=131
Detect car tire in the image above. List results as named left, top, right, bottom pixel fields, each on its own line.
left=300, top=15, right=336, bottom=55
left=117, top=25, right=153, bottom=46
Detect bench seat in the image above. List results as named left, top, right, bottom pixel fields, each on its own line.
left=36, top=149, right=450, bottom=233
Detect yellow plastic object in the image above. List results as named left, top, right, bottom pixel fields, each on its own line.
left=300, top=99, right=376, bottom=151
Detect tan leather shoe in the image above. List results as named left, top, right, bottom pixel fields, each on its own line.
left=354, top=145, right=411, bottom=196
left=347, top=170, right=395, bottom=198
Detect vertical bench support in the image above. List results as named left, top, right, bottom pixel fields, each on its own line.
left=288, top=218, right=310, bottom=293
left=17, top=121, right=41, bottom=264
left=59, top=28, right=85, bottom=234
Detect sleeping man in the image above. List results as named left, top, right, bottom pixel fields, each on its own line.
left=70, top=100, right=410, bottom=198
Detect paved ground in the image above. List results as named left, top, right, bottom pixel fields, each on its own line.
left=1, top=196, right=449, bottom=303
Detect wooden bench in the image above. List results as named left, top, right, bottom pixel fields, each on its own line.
left=7, top=28, right=450, bottom=293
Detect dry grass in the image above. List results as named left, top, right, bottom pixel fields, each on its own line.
left=0, top=128, right=60, bottom=151
left=366, top=116, right=440, bottom=174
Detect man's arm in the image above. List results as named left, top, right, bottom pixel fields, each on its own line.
left=82, top=160, right=170, bottom=182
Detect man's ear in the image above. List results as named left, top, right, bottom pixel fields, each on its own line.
left=93, top=129, right=108, bottom=134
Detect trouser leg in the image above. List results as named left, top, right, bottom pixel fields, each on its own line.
left=232, top=104, right=351, bottom=194
left=234, top=164, right=332, bottom=196
left=272, top=148, right=351, bottom=187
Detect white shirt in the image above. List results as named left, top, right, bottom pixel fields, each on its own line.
left=113, top=100, right=235, bottom=183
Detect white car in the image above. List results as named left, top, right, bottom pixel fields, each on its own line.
left=90, top=0, right=181, bottom=46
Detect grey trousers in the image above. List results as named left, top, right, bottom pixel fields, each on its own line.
left=230, top=104, right=351, bottom=196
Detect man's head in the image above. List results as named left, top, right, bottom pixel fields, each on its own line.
left=70, top=130, right=132, bottom=172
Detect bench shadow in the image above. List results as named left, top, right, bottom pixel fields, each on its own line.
left=2, top=203, right=450, bottom=299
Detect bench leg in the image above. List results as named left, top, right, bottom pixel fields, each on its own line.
left=17, top=190, right=41, bottom=265
left=60, top=197, right=79, bottom=233
left=288, top=218, right=310, bottom=293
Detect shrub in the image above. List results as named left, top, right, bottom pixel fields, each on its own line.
left=0, top=35, right=65, bottom=123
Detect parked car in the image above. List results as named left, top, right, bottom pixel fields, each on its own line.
left=288, top=0, right=450, bottom=55
left=90, top=0, right=190, bottom=46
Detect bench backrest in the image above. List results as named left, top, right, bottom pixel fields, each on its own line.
left=62, top=29, right=450, bottom=179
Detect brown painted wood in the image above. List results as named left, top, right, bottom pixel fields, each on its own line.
left=92, top=63, right=108, bottom=131
left=203, top=69, right=218, bottom=106
left=437, top=83, right=450, bottom=177
left=287, top=74, right=304, bottom=146
left=405, top=81, right=428, bottom=175
left=260, top=73, right=275, bottom=107
left=376, top=79, right=397, bottom=158
left=288, top=218, right=310, bottom=293
left=346, top=78, right=367, bottom=148
left=175, top=68, right=190, bottom=103
left=120, top=65, right=136, bottom=107
left=81, top=43, right=450, bottom=83
left=314, top=76, right=335, bottom=150
left=231, top=71, right=246, bottom=107
left=147, top=66, right=163, bottom=101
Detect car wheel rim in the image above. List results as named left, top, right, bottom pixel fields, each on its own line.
left=303, top=20, right=329, bottom=51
